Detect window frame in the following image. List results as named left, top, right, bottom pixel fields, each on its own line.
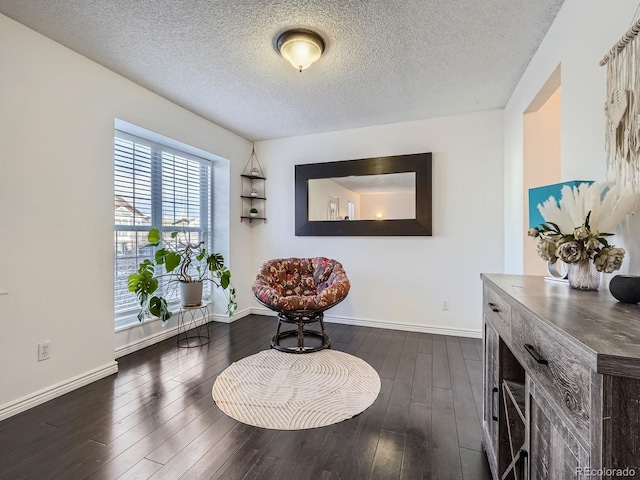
left=114, top=130, right=214, bottom=331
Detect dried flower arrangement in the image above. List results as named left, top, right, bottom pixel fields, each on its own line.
left=528, top=182, right=634, bottom=273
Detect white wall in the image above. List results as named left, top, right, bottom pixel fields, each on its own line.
left=0, top=14, right=252, bottom=417
left=252, top=110, right=504, bottom=336
left=504, top=0, right=640, bottom=274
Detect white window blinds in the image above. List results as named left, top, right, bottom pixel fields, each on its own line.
left=114, top=131, right=212, bottom=329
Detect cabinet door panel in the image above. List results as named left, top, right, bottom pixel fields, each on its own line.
left=530, top=400, right=550, bottom=479
left=602, top=375, right=640, bottom=475
left=483, top=319, right=500, bottom=472
left=529, top=384, right=589, bottom=480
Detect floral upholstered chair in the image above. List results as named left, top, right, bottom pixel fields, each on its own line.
left=252, top=257, right=350, bottom=353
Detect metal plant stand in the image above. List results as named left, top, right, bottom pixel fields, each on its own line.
left=176, top=304, right=210, bottom=348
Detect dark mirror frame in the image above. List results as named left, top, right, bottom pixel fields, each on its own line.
left=295, top=152, right=432, bottom=236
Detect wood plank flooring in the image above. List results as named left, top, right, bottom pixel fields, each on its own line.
left=0, top=315, right=491, bottom=479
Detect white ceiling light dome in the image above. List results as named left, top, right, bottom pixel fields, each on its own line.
left=277, top=29, right=325, bottom=72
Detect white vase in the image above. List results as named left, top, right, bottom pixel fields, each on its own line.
left=180, top=281, right=203, bottom=307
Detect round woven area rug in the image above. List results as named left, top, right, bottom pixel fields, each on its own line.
left=212, top=349, right=381, bottom=430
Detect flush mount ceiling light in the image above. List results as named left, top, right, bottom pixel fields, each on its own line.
left=276, top=29, right=325, bottom=72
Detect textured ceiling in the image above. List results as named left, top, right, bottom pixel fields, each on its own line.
left=0, top=0, right=565, bottom=141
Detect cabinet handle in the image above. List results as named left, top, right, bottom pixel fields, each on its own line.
left=492, top=387, right=498, bottom=421
left=488, top=302, right=500, bottom=312
left=524, top=344, right=548, bottom=365
left=518, top=449, right=528, bottom=479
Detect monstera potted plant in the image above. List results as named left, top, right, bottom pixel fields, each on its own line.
left=127, top=222, right=237, bottom=323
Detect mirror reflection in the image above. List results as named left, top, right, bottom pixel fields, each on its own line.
left=308, top=172, right=416, bottom=221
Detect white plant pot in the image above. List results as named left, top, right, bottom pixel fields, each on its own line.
left=250, top=212, right=258, bottom=217
left=180, top=281, right=203, bottom=307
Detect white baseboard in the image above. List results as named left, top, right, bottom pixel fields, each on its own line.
left=0, top=361, right=118, bottom=421
left=324, top=315, right=482, bottom=338
left=211, top=307, right=251, bottom=323
left=115, top=323, right=183, bottom=358
left=250, top=308, right=278, bottom=317
left=115, top=305, right=480, bottom=359
left=250, top=307, right=481, bottom=338
left=115, top=307, right=253, bottom=358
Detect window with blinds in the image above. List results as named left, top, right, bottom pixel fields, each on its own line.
left=114, top=131, right=212, bottom=329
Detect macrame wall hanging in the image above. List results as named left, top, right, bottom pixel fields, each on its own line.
left=600, top=6, right=640, bottom=189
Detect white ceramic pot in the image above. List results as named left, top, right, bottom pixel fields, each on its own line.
left=180, top=281, right=203, bottom=307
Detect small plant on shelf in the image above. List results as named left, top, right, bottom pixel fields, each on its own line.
left=250, top=208, right=259, bottom=217
left=127, top=220, right=237, bottom=323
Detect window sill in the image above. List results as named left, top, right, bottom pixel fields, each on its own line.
left=115, top=300, right=212, bottom=332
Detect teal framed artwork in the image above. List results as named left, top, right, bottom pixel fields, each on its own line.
left=528, top=180, right=593, bottom=228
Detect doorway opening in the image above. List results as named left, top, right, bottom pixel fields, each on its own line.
left=523, top=65, right=561, bottom=275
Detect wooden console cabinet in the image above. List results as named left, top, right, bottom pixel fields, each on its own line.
left=481, top=274, right=640, bottom=479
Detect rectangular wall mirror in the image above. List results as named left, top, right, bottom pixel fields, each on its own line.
left=295, top=152, right=432, bottom=236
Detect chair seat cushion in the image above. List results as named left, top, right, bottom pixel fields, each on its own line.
left=253, top=257, right=350, bottom=311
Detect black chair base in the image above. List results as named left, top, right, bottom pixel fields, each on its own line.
left=271, top=311, right=331, bottom=354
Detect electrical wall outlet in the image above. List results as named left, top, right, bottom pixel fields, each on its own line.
left=38, top=341, right=50, bottom=361
left=442, top=299, right=449, bottom=310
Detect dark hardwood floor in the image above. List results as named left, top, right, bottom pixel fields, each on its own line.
left=0, top=315, right=491, bottom=480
